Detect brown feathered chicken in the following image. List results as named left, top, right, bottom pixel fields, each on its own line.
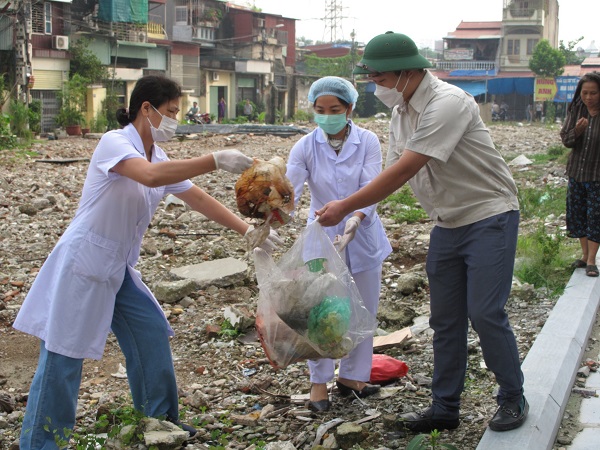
left=235, top=156, right=295, bottom=228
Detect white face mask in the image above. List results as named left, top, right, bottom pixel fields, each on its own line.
left=147, top=105, right=178, bottom=142
left=374, top=72, right=412, bottom=111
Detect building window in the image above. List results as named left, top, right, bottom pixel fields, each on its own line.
left=510, top=1, right=534, bottom=18
left=44, top=2, right=52, bottom=34
left=527, top=39, right=539, bottom=55
left=175, top=0, right=188, bottom=25
left=32, top=2, right=53, bottom=34
left=507, top=39, right=520, bottom=55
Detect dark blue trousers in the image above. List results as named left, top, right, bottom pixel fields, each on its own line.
left=426, top=210, right=523, bottom=418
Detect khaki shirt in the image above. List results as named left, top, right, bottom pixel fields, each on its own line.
left=386, top=71, right=519, bottom=228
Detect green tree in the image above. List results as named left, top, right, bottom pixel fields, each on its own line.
left=56, top=73, right=89, bottom=127
left=69, top=37, right=108, bottom=84
left=529, top=39, right=566, bottom=77
left=559, top=37, right=585, bottom=65
left=304, top=54, right=354, bottom=78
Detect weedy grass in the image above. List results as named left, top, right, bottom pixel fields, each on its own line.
left=514, top=226, right=576, bottom=297
left=385, top=185, right=428, bottom=224
left=218, top=318, right=241, bottom=340
left=407, top=430, right=459, bottom=449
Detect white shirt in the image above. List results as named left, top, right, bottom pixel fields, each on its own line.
left=386, top=71, right=519, bottom=228
left=286, top=121, right=391, bottom=273
left=13, top=125, right=193, bottom=359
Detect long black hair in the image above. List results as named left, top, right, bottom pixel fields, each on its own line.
left=568, top=71, right=600, bottom=115
left=116, top=75, right=182, bottom=126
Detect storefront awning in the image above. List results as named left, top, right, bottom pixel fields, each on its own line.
left=446, top=80, right=487, bottom=96
left=487, top=77, right=534, bottom=95
left=116, top=40, right=156, bottom=49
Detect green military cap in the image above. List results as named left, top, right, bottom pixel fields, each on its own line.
left=354, top=31, right=432, bottom=75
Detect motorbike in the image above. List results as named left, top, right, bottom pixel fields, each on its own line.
left=492, top=108, right=508, bottom=121
left=185, top=112, right=211, bottom=124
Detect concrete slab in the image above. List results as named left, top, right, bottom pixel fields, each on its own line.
left=563, top=270, right=600, bottom=300
left=585, top=371, right=600, bottom=389
left=170, top=257, right=248, bottom=288
left=521, top=334, right=582, bottom=402
left=477, top=390, right=560, bottom=450
left=568, top=428, right=600, bottom=450
left=579, top=395, right=600, bottom=425
left=476, top=271, right=600, bottom=450
left=539, top=294, right=598, bottom=346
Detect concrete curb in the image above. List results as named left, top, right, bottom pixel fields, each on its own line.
left=477, top=269, right=600, bottom=450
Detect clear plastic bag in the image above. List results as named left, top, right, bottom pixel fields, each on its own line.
left=254, top=221, right=377, bottom=369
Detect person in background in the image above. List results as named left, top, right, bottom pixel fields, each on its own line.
left=286, top=76, right=392, bottom=412
left=14, top=75, right=281, bottom=450
left=492, top=100, right=500, bottom=113
left=186, top=101, right=199, bottom=121
left=500, top=101, right=509, bottom=121
left=560, top=71, right=600, bottom=277
left=243, top=99, right=254, bottom=120
left=218, top=97, right=226, bottom=123
left=317, top=31, right=527, bottom=433
left=535, top=102, right=543, bottom=121
left=525, top=103, right=533, bottom=122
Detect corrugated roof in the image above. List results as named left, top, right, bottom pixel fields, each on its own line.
left=455, top=21, right=503, bottom=29
left=563, top=64, right=600, bottom=76
left=446, top=21, right=502, bottom=39
left=582, top=57, right=600, bottom=67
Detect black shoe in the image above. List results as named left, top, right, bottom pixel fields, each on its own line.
left=168, top=419, right=198, bottom=438
left=336, top=380, right=381, bottom=398
left=489, top=396, right=529, bottom=432
left=398, top=407, right=460, bottom=433
left=308, top=399, right=331, bottom=412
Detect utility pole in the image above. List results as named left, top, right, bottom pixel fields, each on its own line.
left=324, top=0, right=345, bottom=42
left=15, top=0, right=32, bottom=107
left=350, top=29, right=356, bottom=83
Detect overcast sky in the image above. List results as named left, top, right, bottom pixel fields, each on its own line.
left=229, top=0, right=597, bottom=50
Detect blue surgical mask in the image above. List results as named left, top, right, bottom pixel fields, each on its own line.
left=313, top=112, right=348, bottom=135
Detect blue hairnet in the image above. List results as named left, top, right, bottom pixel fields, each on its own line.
left=308, top=76, right=359, bottom=105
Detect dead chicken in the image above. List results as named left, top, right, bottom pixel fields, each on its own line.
left=235, top=156, right=295, bottom=249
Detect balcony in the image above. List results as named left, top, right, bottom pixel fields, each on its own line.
left=503, top=0, right=544, bottom=24
left=147, top=14, right=166, bottom=40
left=98, top=21, right=148, bottom=44
left=193, top=26, right=216, bottom=46
left=435, top=61, right=496, bottom=72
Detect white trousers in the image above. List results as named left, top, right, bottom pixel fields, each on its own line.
left=308, top=264, right=382, bottom=383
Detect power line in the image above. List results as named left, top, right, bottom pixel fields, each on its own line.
left=324, top=0, right=348, bottom=42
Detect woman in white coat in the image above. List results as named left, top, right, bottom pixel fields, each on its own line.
left=14, top=75, right=280, bottom=449
left=286, top=77, right=392, bottom=411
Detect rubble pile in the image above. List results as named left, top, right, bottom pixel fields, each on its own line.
left=0, top=122, right=566, bottom=449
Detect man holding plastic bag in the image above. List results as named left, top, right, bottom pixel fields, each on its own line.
left=261, top=76, right=392, bottom=412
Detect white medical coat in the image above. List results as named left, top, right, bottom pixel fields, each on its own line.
left=13, top=125, right=193, bottom=359
left=286, top=122, right=391, bottom=273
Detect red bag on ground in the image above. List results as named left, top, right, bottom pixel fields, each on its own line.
left=370, top=354, right=409, bottom=384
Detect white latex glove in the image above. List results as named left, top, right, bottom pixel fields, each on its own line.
left=333, top=216, right=361, bottom=253
left=213, top=149, right=253, bottom=174
left=244, top=225, right=283, bottom=255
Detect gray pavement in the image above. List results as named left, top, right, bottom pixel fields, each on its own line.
left=565, top=327, right=600, bottom=450
left=477, top=268, right=600, bottom=450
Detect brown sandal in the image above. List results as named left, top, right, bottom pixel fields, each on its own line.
left=586, top=265, right=599, bottom=277
left=571, top=259, right=587, bottom=269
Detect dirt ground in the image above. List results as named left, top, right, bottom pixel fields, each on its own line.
left=0, top=120, right=578, bottom=449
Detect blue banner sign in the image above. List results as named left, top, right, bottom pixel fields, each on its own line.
left=554, top=77, right=580, bottom=102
